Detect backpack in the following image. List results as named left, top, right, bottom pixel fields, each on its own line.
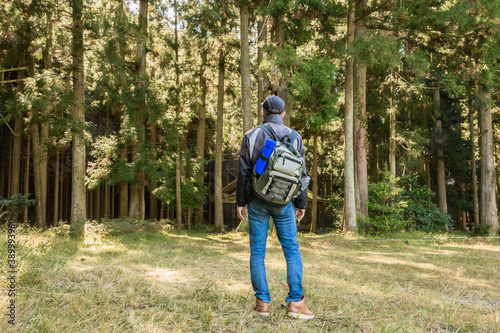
left=252, top=124, right=306, bottom=205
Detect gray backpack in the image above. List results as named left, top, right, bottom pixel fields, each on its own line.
left=252, top=125, right=307, bottom=205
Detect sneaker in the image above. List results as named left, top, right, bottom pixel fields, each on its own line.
left=253, top=298, right=271, bottom=316
left=287, top=295, right=314, bottom=319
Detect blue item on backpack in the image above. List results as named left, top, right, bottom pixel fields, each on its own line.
left=255, top=139, right=277, bottom=175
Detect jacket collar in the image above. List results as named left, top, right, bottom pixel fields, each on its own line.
left=263, top=114, right=284, bottom=125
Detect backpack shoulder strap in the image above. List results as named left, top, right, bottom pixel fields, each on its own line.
left=258, top=124, right=279, bottom=141
left=282, top=129, right=299, bottom=150
left=288, top=129, right=299, bottom=146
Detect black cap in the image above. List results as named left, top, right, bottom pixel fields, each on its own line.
left=262, top=96, right=285, bottom=114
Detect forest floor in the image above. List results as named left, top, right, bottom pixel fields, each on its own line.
left=1, top=222, right=499, bottom=332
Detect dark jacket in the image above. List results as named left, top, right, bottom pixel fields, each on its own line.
left=236, top=114, right=308, bottom=209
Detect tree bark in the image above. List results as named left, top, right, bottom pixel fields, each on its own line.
left=117, top=0, right=128, bottom=219
left=468, top=84, right=479, bottom=231
left=195, top=47, right=207, bottom=225
left=31, top=23, right=50, bottom=229
left=53, top=150, right=59, bottom=224
left=478, top=81, right=499, bottom=234
left=354, top=0, right=368, bottom=220
left=310, top=134, right=318, bottom=233
left=128, top=0, right=148, bottom=220
left=389, top=79, right=396, bottom=177
left=119, top=148, right=128, bottom=218
left=433, top=86, right=447, bottom=216
left=7, top=131, right=12, bottom=198
left=70, top=0, right=87, bottom=237
left=343, top=0, right=357, bottom=232
left=11, top=52, right=25, bottom=217
left=423, top=106, right=431, bottom=191
left=240, top=1, right=252, bottom=133
left=149, top=121, right=158, bottom=220
left=23, top=140, right=30, bottom=222
left=274, top=13, right=291, bottom=126
left=94, top=186, right=101, bottom=221
left=60, top=153, right=64, bottom=220
left=0, top=130, right=6, bottom=199
left=174, top=0, right=182, bottom=228
left=257, top=15, right=267, bottom=126
left=11, top=52, right=25, bottom=198
left=214, top=37, right=226, bottom=233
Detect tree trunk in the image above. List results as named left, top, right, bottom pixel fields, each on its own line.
left=11, top=53, right=24, bottom=198
left=310, top=134, right=318, bottom=233
left=7, top=130, right=12, bottom=199
left=174, top=0, right=182, bottom=228
left=0, top=130, right=6, bottom=199
left=31, top=33, right=49, bottom=229
left=240, top=1, right=252, bottom=133
left=129, top=0, right=148, bottom=220
left=23, top=140, right=30, bottom=222
left=343, top=0, right=357, bottom=232
left=214, top=37, right=226, bottom=233
left=94, top=186, right=101, bottom=221
left=119, top=148, right=128, bottom=218
left=195, top=47, right=207, bottom=225
left=433, top=86, right=447, bottom=217
left=478, top=81, right=499, bottom=234
left=181, top=125, right=189, bottom=226
left=257, top=15, right=267, bottom=126
left=389, top=79, right=396, bottom=177
left=423, top=106, right=431, bottom=191
left=149, top=121, right=158, bottom=220
left=111, top=185, right=115, bottom=218
left=89, top=190, right=93, bottom=220
left=187, top=208, right=192, bottom=229
left=53, top=150, right=59, bottom=224
left=354, top=0, right=368, bottom=220
left=104, top=184, right=110, bottom=219
left=117, top=0, right=128, bottom=219
left=32, top=125, right=48, bottom=228
left=60, top=153, right=64, bottom=220
left=274, top=13, right=291, bottom=126
left=70, top=0, right=87, bottom=237
left=468, top=84, right=479, bottom=231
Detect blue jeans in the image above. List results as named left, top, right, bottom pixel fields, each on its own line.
left=247, top=198, right=303, bottom=303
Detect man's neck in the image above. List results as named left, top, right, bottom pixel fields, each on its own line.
left=263, top=114, right=284, bottom=124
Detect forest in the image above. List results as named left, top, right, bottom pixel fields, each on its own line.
left=1, top=0, right=499, bottom=237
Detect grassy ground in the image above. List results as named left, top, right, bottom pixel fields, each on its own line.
left=1, top=222, right=499, bottom=332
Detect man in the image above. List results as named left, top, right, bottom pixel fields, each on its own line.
left=236, top=95, right=314, bottom=319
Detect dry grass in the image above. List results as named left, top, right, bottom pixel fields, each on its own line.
left=1, top=222, right=499, bottom=332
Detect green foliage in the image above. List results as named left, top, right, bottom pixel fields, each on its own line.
left=289, top=56, right=339, bottom=133
left=363, top=170, right=451, bottom=234
left=324, top=191, right=344, bottom=230
left=472, top=224, right=492, bottom=237
left=0, top=194, right=36, bottom=221
left=352, top=33, right=401, bottom=69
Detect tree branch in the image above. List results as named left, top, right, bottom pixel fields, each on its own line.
left=355, top=0, right=392, bottom=23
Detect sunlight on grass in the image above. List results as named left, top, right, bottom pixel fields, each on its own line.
left=0, top=225, right=499, bottom=332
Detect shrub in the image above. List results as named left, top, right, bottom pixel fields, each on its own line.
left=0, top=194, right=36, bottom=221
left=324, top=192, right=344, bottom=230
left=363, top=170, right=451, bottom=234
left=473, top=224, right=491, bottom=237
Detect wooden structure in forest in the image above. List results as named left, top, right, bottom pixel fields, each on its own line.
left=0, top=67, right=27, bottom=84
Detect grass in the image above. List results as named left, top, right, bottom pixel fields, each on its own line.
left=1, top=222, right=499, bottom=332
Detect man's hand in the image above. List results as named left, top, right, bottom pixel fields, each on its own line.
left=295, top=208, right=305, bottom=222
left=237, top=206, right=247, bottom=221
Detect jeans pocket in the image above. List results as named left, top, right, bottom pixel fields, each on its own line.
left=279, top=202, right=294, bottom=216
left=248, top=200, right=264, bottom=216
